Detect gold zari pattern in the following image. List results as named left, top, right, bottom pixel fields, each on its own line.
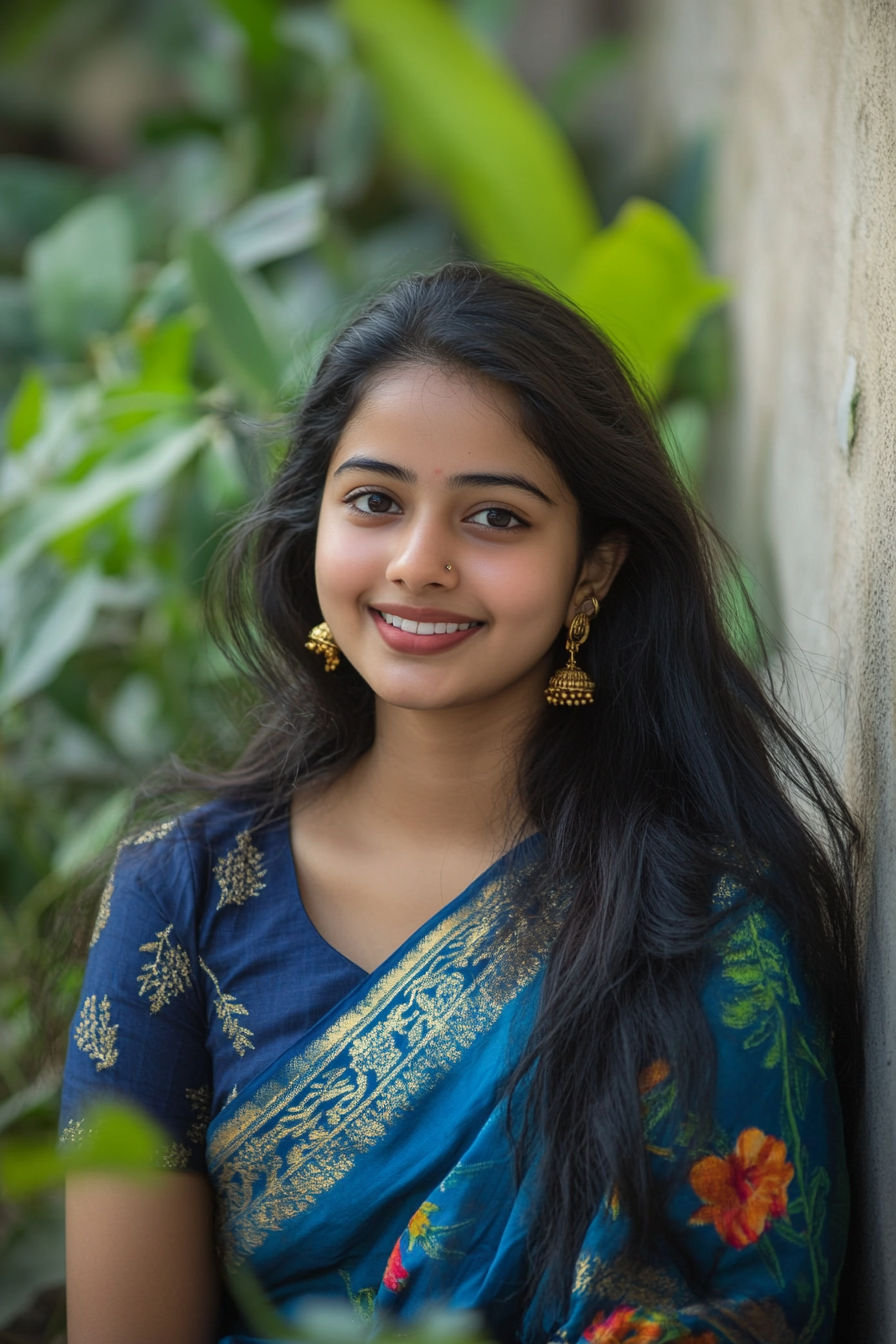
left=209, top=860, right=566, bottom=1265
left=214, top=830, right=267, bottom=910
left=160, top=1140, right=192, bottom=1170
left=89, top=819, right=178, bottom=948
left=59, top=1117, right=88, bottom=1146
left=201, top=959, right=255, bottom=1056
left=138, top=925, right=192, bottom=1013
left=132, top=819, right=178, bottom=846
left=74, top=994, right=119, bottom=1071
left=90, top=875, right=114, bottom=947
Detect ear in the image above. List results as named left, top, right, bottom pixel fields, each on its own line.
left=565, top=531, right=629, bottom=625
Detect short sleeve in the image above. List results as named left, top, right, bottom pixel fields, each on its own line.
left=59, top=822, right=212, bottom=1173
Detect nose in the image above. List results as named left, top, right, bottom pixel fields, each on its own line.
left=384, top=509, right=457, bottom=592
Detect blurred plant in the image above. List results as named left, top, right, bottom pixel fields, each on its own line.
left=0, top=1097, right=488, bottom=1344
left=0, top=0, right=727, bottom=1334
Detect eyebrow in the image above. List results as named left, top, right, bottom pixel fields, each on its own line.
left=332, top=456, right=556, bottom=505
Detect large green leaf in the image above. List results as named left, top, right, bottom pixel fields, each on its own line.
left=0, top=565, right=104, bottom=711
left=565, top=198, right=729, bottom=396
left=339, top=0, right=597, bottom=282
left=3, top=366, right=45, bottom=452
left=25, top=195, right=134, bottom=357
left=0, top=1100, right=172, bottom=1201
left=0, top=417, right=213, bottom=580
left=216, top=180, right=327, bottom=271
left=0, top=568, right=156, bottom=712
left=187, top=230, right=285, bottom=402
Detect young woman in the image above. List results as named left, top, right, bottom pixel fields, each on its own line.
left=61, top=264, right=858, bottom=1344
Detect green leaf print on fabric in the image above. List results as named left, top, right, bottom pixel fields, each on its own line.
left=719, top=908, right=832, bottom=1342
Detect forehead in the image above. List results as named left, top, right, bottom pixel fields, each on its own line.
left=329, top=363, right=570, bottom=494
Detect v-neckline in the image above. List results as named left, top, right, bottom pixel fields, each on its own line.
left=278, top=815, right=541, bottom=978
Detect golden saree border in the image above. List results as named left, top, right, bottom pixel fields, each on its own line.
left=208, top=855, right=567, bottom=1265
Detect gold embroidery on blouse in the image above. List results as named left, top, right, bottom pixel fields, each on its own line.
left=186, top=1084, right=212, bottom=1144
left=214, top=831, right=267, bottom=910
left=89, top=822, right=178, bottom=949
left=208, top=859, right=566, bottom=1265
left=90, top=874, right=115, bottom=947
left=131, top=819, right=178, bottom=846
left=201, top=959, right=255, bottom=1056
left=59, top=1117, right=88, bottom=1146
left=74, top=994, right=119, bottom=1071
left=159, top=1140, right=192, bottom=1170
left=138, top=925, right=192, bottom=1013
left=228, top=1084, right=238, bottom=1102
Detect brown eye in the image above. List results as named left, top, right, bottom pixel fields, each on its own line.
left=351, top=491, right=400, bottom=515
left=467, top=507, right=523, bottom=529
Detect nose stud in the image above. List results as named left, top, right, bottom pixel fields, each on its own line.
left=445, top=564, right=453, bottom=572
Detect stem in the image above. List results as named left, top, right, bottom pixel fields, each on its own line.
left=744, top=913, right=823, bottom=1340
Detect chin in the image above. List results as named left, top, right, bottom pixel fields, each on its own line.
left=371, top=674, right=524, bottom=713
left=374, top=686, right=471, bottom=711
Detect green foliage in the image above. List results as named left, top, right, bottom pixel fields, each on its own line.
left=3, top=365, right=44, bottom=452
left=0, top=0, right=730, bottom=1330
left=566, top=198, right=729, bottom=396
left=188, top=230, right=286, bottom=400
left=228, top=1268, right=489, bottom=1344
left=25, top=196, right=135, bottom=357
left=340, top=0, right=598, bottom=281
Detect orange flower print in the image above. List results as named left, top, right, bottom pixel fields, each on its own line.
left=637, top=1059, right=671, bottom=1095
left=689, top=1127, right=794, bottom=1249
left=582, top=1306, right=663, bottom=1343
left=383, top=1239, right=409, bottom=1293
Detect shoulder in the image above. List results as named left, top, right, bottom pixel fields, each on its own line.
left=702, top=871, right=814, bottom=1023
left=95, top=798, right=275, bottom=942
left=698, top=874, right=837, bottom=1134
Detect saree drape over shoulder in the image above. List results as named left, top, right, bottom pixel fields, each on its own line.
left=61, top=805, right=848, bottom=1344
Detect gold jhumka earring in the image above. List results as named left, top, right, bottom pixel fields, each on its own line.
left=544, top=600, right=598, bottom=707
left=305, top=621, right=341, bottom=672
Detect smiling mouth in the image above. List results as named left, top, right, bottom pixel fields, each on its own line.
left=376, top=610, right=484, bottom=636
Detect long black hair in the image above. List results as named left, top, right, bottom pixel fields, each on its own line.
left=202, top=262, right=859, bottom=1303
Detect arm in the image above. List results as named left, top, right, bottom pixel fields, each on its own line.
left=61, top=827, right=221, bottom=1342
left=66, top=1171, right=219, bottom=1344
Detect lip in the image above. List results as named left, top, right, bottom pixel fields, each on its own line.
left=370, top=608, right=484, bottom=655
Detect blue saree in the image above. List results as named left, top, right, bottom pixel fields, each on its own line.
left=207, top=846, right=848, bottom=1344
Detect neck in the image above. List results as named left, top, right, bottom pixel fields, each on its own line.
left=349, top=665, right=548, bottom=851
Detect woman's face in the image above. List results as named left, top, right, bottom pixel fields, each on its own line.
left=315, top=363, right=623, bottom=712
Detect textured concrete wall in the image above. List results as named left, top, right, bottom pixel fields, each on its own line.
left=635, top=1, right=896, bottom=1335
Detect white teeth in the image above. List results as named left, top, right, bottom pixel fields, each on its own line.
left=377, top=611, right=480, bottom=635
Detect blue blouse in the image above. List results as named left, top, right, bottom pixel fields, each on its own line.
left=60, top=801, right=369, bottom=1169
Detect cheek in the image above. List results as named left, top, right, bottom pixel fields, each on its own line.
left=476, top=537, right=579, bottom=640
left=314, top=515, right=383, bottom=604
